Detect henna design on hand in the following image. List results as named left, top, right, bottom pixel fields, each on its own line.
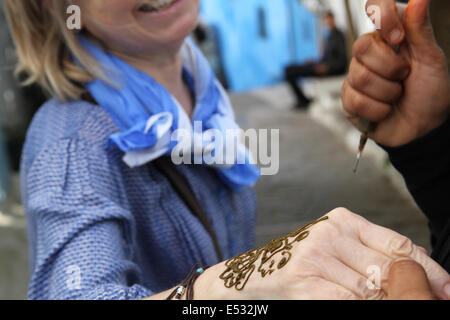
left=219, top=216, right=329, bottom=291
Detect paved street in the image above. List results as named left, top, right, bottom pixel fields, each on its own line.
left=0, top=85, right=430, bottom=299
left=231, top=85, right=429, bottom=249
left=0, top=175, right=28, bottom=300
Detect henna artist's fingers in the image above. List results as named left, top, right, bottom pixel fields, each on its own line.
left=353, top=32, right=410, bottom=81
left=365, top=0, right=405, bottom=45
left=341, top=79, right=393, bottom=123
left=387, top=258, right=435, bottom=300
left=354, top=216, right=450, bottom=300
left=347, top=58, right=403, bottom=104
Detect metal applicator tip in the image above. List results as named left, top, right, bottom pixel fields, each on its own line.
left=352, top=118, right=375, bottom=174
left=353, top=151, right=361, bottom=173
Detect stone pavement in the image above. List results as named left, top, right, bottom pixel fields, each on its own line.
left=0, top=174, right=28, bottom=300
left=0, top=85, right=430, bottom=299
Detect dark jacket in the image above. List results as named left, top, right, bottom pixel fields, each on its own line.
left=383, top=117, right=450, bottom=272
left=321, top=29, right=348, bottom=75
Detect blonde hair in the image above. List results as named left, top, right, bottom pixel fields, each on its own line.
left=3, top=0, right=101, bottom=101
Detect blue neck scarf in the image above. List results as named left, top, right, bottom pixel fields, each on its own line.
left=80, top=37, right=260, bottom=190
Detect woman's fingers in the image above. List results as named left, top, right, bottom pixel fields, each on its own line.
left=347, top=58, right=404, bottom=103
left=341, top=79, right=393, bottom=123
left=332, top=236, right=392, bottom=295
left=320, top=255, right=386, bottom=300
left=354, top=216, right=450, bottom=300
left=297, top=243, right=385, bottom=299
left=417, top=246, right=429, bottom=256
left=365, top=0, right=405, bottom=45
left=295, top=277, right=361, bottom=300
left=352, top=32, right=410, bottom=81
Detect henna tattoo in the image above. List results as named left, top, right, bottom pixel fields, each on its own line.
left=219, top=216, right=329, bottom=291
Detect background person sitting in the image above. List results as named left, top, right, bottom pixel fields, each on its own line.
left=285, top=11, right=348, bottom=109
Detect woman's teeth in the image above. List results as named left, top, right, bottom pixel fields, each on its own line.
left=138, top=0, right=177, bottom=12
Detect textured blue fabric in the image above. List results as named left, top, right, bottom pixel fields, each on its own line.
left=20, top=99, right=257, bottom=300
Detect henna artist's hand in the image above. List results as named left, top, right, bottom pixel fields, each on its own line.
left=341, top=0, right=450, bottom=147
left=387, top=258, right=435, bottom=300
left=192, top=208, right=450, bottom=300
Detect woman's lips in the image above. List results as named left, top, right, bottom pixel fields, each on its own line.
left=135, top=0, right=187, bottom=21
left=138, top=0, right=180, bottom=13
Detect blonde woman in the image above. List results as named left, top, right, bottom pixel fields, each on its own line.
left=4, top=0, right=450, bottom=300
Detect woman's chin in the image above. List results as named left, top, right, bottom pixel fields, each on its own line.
left=135, top=0, right=199, bottom=44
left=139, top=19, right=197, bottom=49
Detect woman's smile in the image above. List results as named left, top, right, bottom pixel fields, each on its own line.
left=135, top=0, right=192, bottom=24
left=137, top=0, right=183, bottom=14
left=73, top=0, right=199, bottom=61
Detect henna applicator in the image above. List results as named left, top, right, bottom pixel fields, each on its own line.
left=351, top=0, right=407, bottom=173
left=352, top=118, right=376, bottom=173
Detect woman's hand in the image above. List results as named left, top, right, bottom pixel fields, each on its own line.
left=193, top=208, right=450, bottom=300
left=341, top=0, right=450, bottom=147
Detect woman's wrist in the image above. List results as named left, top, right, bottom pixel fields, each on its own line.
left=193, top=261, right=252, bottom=300
left=144, top=261, right=258, bottom=300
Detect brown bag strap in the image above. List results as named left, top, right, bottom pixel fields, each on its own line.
left=153, top=157, right=224, bottom=262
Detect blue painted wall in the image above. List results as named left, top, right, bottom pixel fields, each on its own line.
left=200, top=0, right=319, bottom=92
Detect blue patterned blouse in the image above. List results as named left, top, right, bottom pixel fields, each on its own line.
left=20, top=99, right=257, bottom=300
